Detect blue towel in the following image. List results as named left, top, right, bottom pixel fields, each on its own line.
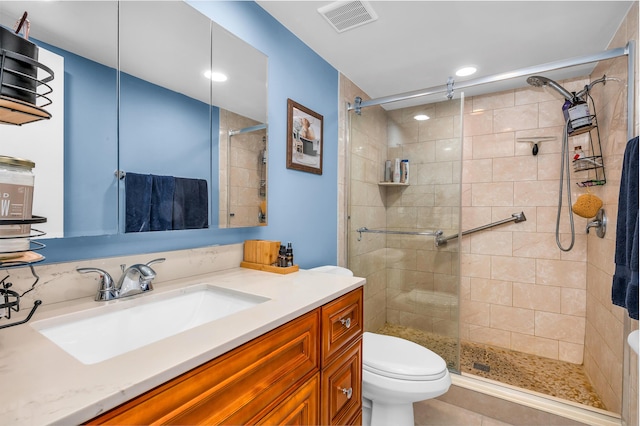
left=125, top=172, right=152, bottom=233
left=172, top=178, right=209, bottom=230
left=150, top=175, right=175, bottom=231
left=612, top=136, right=639, bottom=320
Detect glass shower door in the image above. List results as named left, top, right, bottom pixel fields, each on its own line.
left=347, top=94, right=463, bottom=372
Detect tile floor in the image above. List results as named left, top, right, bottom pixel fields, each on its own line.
left=378, top=323, right=605, bottom=410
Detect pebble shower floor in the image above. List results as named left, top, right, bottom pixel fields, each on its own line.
left=377, top=323, right=606, bottom=410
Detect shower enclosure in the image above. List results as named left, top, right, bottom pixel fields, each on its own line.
left=219, top=108, right=267, bottom=228
left=345, top=41, right=635, bottom=420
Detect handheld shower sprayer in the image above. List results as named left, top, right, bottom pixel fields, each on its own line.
left=526, top=75, right=574, bottom=101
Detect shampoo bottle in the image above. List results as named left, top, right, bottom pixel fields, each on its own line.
left=393, top=158, right=401, bottom=183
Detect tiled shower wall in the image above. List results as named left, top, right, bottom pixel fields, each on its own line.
left=459, top=78, right=592, bottom=366
left=341, top=76, right=389, bottom=332
left=218, top=110, right=266, bottom=228
left=584, top=2, right=638, bottom=415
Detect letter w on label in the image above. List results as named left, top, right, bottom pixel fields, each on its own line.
left=1, top=199, right=10, bottom=216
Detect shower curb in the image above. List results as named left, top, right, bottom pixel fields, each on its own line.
left=450, top=373, right=621, bottom=426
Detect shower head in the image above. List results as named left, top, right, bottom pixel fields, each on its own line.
left=526, top=75, right=574, bottom=101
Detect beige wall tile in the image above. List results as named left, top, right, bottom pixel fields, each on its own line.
left=471, top=132, right=514, bottom=159
left=535, top=311, right=585, bottom=344
left=493, top=104, right=539, bottom=133
left=492, top=156, right=538, bottom=182
left=561, top=288, right=587, bottom=316
left=511, top=333, right=559, bottom=360
left=469, top=278, right=512, bottom=306
left=471, top=182, right=514, bottom=206
left=469, top=325, right=512, bottom=347
left=513, top=282, right=561, bottom=313
left=491, top=305, right=535, bottom=335
left=469, top=231, right=513, bottom=256
left=536, top=259, right=586, bottom=288
left=512, top=231, right=560, bottom=260
left=465, top=110, right=494, bottom=137
left=492, top=256, right=536, bottom=283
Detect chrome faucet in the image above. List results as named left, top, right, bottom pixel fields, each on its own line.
left=77, top=258, right=165, bottom=301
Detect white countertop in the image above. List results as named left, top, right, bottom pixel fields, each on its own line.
left=0, top=267, right=365, bottom=425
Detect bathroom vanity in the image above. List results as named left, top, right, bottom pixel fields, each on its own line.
left=87, top=287, right=363, bottom=425
left=0, top=266, right=364, bottom=425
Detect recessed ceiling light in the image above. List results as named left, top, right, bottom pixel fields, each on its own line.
left=455, top=66, right=477, bottom=77
left=414, top=114, right=430, bottom=121
left=204, top=70, right=228, bottom=82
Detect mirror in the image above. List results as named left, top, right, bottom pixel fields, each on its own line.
left=0, top=0, right=267, bottom=239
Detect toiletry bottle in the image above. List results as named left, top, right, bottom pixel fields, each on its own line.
left=568, top=99, right=591, bottom=131
left=573, top=146, right=586, bottom=170
left=562, top=99, right=574, bottom=134
left=278, top=245, right=286, bottom=267
left=393, top=158, right=401, bottom=183
left=286, top=242, right=294, bottom=267
left=401, top=159, right=409, bottom=183
left=384, top=160, right=391, bottom=182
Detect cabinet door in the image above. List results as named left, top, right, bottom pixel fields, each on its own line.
left=321, top=287, right=363, bottom=366
left=321, top=339, right=362, bottom=426
left=256, top=374, right=320, bottom=425
left=87, top=310, right=319, bottom=425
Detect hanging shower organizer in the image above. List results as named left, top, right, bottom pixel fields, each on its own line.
left=0, top=48, right=54, bottom=125
left=570, top=92, right=606, bottom=187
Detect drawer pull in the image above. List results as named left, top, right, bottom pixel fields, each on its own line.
left=340, top=317, right=351, bottom=328
left=340, top=387, right=353, bottom=399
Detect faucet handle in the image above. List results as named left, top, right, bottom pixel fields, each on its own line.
left=76, top=267, right=117, bottom=301
left=145, top=258, right=165, bottom=267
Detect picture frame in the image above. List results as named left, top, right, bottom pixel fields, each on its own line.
left=286, top=99, right=323, bottom=175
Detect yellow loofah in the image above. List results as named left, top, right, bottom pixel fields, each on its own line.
left=572, top=193, right=603, bottom=218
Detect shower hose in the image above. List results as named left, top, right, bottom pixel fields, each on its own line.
left=556, top=118, right=575, bottom=251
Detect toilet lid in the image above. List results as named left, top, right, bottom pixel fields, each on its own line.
left=363, top=332, right=448, bottom=381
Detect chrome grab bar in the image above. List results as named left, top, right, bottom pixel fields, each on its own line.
left=356, top=227, right=443, bottom=241
left=435, top=211, right=526, bottom=247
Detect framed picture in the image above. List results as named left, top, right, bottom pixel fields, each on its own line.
left=286, top=99, right=323, bottom=175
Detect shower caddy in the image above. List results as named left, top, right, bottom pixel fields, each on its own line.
left=0, top=26, right=54, bottom=327
left=568, top=87, right=606, bottom=188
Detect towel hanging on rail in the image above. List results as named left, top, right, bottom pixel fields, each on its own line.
left=124, top=173, right=208, bottom=233
left=125, top=172, right=152, bottom=233
left=612, top=136, right=638, bottom=320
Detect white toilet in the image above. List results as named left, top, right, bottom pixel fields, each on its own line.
left=362, top=332, right=451, bottom=426
left=309, top=266, right=452, bottom=426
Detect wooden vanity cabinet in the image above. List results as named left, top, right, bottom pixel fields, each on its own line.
left=87, top=287, right=363, bottom=426
left=320, top=287, right=363, bottom=425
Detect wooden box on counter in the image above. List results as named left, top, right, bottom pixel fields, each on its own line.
left=243, top=239, right=280, bottom=265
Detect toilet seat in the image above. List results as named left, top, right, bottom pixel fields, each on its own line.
left=363, top=332, right=447, bottom=381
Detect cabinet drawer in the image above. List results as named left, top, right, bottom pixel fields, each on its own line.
left=88, top=310, right=320, bottom=425
left=256, top=374, right=320, bottom=425
left=321, top=287, right=363, bottom=365
left=320, top=339, right=362, bottom=426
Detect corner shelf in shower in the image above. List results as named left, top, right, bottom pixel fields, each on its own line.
left=569, top=96, right=606, bottom=188
left=378, top=182, right=409, bottom=187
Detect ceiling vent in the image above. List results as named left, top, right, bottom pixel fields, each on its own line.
left=317, top=1, right=378, bottom=33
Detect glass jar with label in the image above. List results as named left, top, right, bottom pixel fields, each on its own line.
left=0, top=156, right=35, bottom=245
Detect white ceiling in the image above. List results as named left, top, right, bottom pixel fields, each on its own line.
left=257, top=1, right=634, bottom=108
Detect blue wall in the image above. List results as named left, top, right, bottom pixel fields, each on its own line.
left=41, top=1, right=340, bottom=268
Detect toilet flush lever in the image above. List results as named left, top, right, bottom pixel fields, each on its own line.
left=340, top=387, right=353, bottom=399
left=340, top=317, right=351, bottom=328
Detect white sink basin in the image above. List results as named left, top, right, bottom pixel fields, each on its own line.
left=32, top=284, right=269, bottom=364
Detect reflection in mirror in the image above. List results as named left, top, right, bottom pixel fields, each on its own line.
left=220, top=114, right=267, bottom=228
left=0, top=0, right=268, bottom=245
left=118, top=1, right=214, bottom=233
left=0, top=1, right=119, bottom=239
